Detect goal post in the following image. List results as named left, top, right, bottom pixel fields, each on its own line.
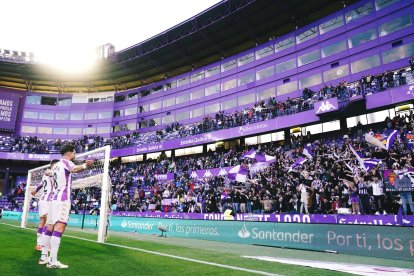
left=21, top=164, right=50, bottom=228
left=98, top=145, right=111, bottom=243
left=21, top=145, right=112, bottom=244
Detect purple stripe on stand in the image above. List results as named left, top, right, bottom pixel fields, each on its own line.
left=44, top=229, right=53, bottom=236
left=52, top=231, right=63, bottom=238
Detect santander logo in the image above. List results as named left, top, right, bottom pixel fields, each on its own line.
left=238, top=224, right=251, bottom=238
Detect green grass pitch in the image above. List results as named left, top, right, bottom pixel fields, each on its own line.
left=0, top=219, right=401, bottom=275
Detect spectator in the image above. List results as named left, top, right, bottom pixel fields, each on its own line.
left=368, top=175, right=386, bottom=215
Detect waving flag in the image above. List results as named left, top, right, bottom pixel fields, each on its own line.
left=349, top=144, right=381, bottom=173
left=348, top=144, right=366, bottom=171
left=303, top=144, right=314, bottom=160
left=363, top=159, right=381, bottom=172
left=344, top=162, right=357, bottom=175
left=228, top=165, right=248, bottom=183
left=241, top=148, right=256, bottom=159
left=288, top=156, right=308, bottom=172
left=221, top=191, right=230, bottom=200
left=383, top=129, right=399, bottom=150
left=364, top=133, right=387, bottom=150
left=242, top=148, right=276, bottom=163
left=255, top=153, right=276, bottom=163
left=365, top=130, right=399, bottom=150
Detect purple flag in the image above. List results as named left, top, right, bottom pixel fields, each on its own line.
left=363, top=159, right=381, bottom=172
left=348, top=144, right=365, bottom=171
left=366, top=130, right=399, bottom=151
left=303, top=144, right=314, bottom=159
left=289, top=156, right=308, bottom=172
left=221, top=191, right=229, bottom=200
left=228, top=165, right=248, bottom=183
left=384, top=129, right=399, bottom=150
left=255, top=153, right=276, bottom=163
left=242, top=148, right=256, bottom=159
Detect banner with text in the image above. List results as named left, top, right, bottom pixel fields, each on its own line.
left=2, top=211, right=99, bottom=229
left=7, top=211, right=413, bottom=227
left=109, top=216, right=414, bottom=261
left=383, top=168, right=414, bottom=192
left=0, top=93, right=19, bottom=130
left=109, top=212, right=413, bottom=226
left=0, top=152, right=61, bottom=161
left=4, top=211, right=413, bottom=261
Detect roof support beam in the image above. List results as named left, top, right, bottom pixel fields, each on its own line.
left=117, top=0, right=256, bottom=63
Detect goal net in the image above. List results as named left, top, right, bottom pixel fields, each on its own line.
left=21, top=145, right=112, bottom=243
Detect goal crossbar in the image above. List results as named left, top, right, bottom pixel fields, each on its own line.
left=21, top=145, right=111, bottom=244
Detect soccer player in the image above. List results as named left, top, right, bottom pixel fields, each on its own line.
left=31, top=159, right=59, bottom=252
left=43, top=145, right=93, bottom=269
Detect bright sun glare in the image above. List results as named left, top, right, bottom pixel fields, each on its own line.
left=35, top=47, right=98, bottom=74
left=1, top=0, right=221, bottom=74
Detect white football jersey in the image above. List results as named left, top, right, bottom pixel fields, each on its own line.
left=40, top=173, right=54, bottom=202
left=52, top=159, right=75, bottom=202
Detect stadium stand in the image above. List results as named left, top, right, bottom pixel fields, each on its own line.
left=1, top=65, right=412, bottom=155
left=1, top=0, right=414, bottom=219
left=1, top=94, right=413, bottom=216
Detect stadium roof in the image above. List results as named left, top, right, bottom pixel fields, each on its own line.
left=0, top=0, right=358, bottom=94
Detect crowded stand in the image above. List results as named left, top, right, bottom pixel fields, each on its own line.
left=104, top=110, right=413, bottom=216
left=1, top=65, right=412, bottom=155
left=2, top=107, right=414, bottom=217
left=1, top=64, right=414, bottom=216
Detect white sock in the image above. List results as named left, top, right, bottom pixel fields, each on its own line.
left=36, top=227, right=43, bottom=245
left=37, top=233, right=41, bottom=246
left=41, top=228, right=53, bottom=260
left=49, top=232, right=62, bottom=263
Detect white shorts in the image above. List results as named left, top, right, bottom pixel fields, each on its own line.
left=38, top=200, right=51, bottom=218
left=47, top=201, right=71, bottom=225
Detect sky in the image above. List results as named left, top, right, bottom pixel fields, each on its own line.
left=1, top=0, right=221, bottom=71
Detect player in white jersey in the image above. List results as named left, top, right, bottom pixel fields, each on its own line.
left=39, top=145, right=93, bottom=269
left=31, top=160, right=59, bottom=251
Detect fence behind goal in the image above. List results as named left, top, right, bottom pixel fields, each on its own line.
left=21, top=145, right=111, bottom=243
